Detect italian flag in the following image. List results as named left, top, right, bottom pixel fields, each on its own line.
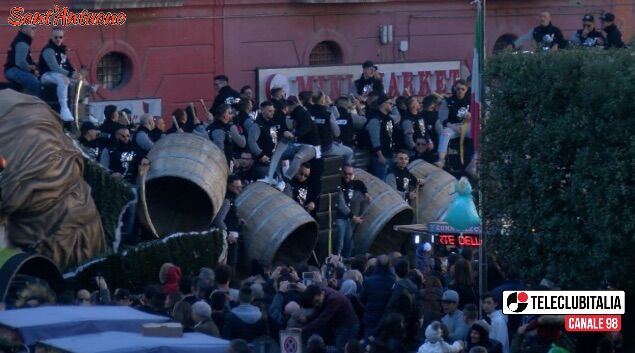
left=470, top=0, right=484, bottom=152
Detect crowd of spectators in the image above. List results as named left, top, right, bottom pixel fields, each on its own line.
left=1, top=10, right=630, bottom=353
left=9, top=249, right=624, bottom=353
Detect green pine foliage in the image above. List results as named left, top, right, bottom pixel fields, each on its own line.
left=82, top=158, right=135, bottom=246
left=66, top=230, right=224, bottom=292
left=482, top=49, right=635, bottom=291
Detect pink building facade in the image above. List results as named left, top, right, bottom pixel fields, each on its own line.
left=1, top=0, right=633, bottom=119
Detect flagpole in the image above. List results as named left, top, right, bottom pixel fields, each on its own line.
left=475, top=0, right=487, bottom=319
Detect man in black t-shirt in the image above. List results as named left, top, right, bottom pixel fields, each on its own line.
left=336, top=165, right=370, bottom=257
left=248, top=101, right=281, bottom=178
left=386, top=151, right=423, bottom=202
left=212, top=175, right=244, bottom=273
left=514, top=12, right=566, bottom=51
left=284, top=164, right=319, bottom=214
left=354, top=61, right=384, bottom=98
left=436, top=80, right=471, bottom=168
left=532, top=12, right=567, bottom=51
left=78, top=121, right=105, bottom=160
left=210, top=75, right=240, bottom=115
left=280, top=96, right=321, bottom=181
left=601, top=13, right=626, bottom=49
left=570, top=14, right=605, bottom=48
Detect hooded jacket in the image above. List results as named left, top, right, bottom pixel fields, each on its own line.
left=466, top=322, right=503, bottom=353
left=222, top=303, right=267, bottom=341
left=162, top=266, right=182, bottom=295
left=417, top=322, right=463, bottom=353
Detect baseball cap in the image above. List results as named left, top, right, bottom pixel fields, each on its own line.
left=582, top=14, right=594, bottom=22
left=441, top=289, right=459, bottom=303
left=80, top=121, right=98, bottom=134
left=362, top=60, right=375, bottom=69
left=600, top=13, right=615, bottom=22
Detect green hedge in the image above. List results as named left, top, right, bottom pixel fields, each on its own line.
left=65, top=230, right=225, bottom=293
left=82, top=158, right=135, bottom=247
left=482, top=48, right=635, bottom=291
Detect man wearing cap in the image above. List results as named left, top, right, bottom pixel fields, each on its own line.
left=354, top=61, right=384, bottom=98
left=441, top=289, right=470, bottom=342
left=600, top=13, right=625, bottom=49
left=4, top=25, right=40, bottom=96
left=570, top=15, right=605, bottom=48
left=78, top=121, right=103, bottom=160
left=366, top=95, right=395, bottom=180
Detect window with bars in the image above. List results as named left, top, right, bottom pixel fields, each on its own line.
left=97, top=53, right=128, bottom=90
left=309, top=41, right=342, bottom=66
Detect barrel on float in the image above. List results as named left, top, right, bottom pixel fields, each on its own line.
left=235, top=181, right=319, bottom=265
left=0, top=248, right=64, bottom=306
left=408, top=159, right=457, bottom=224
left=353, top=169, right=414, bottom=254
left=138, top=133, right=228, bottom=237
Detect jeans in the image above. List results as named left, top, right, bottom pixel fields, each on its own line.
left=4, top=67, right=40, bottom=96
left=370, top=154, right=390, bottom=181
left=41, top=72, right=70, bottom=108
left=438, top=124, right=471, bottom=153
left=323, top=142, right=354, bottom=165
left=335, top=323, right=359, bottom=353
left=282, top=143, right=316, bottom=179
left=335, top=218, right=353, bottom=257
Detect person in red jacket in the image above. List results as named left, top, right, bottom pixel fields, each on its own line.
left=302, top=284, right=360, bottom=353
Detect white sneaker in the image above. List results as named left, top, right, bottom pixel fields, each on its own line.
left=60, top=106, right=75, bottom=122
left=274, top=180, right=286, bottom=192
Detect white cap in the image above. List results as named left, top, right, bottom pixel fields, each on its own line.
left=423, top=242, right=432, bottom=252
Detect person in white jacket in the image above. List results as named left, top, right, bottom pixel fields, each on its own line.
left=417, top=321, right=463, bottom=353
left=482, top=293, right=509, bottom=353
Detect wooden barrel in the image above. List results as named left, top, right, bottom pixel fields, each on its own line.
left=138, top=133, right=228, bottom=237
left=353, top=169, right=414, bottom=255
left=235, top=181, right=319, bottom=265
left=408, top=159, right=457, bottom=225
left=0, top=248, right=64, bottom=306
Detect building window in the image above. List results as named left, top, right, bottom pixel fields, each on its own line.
left=97, top=52, right=129, bottom=90
left=309, top=41, right=342, bottom=66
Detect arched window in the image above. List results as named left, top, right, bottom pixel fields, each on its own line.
left=493, top=34, right=519, bottom=53
left=309, top=41, right=342, bottom=66
left=97, top=52, right=131, bottom=90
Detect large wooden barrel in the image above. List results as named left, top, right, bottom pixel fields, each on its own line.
left=353, top=169, right=414, bottom=254
left=138, top=133, right=228, bottom=237
left=408, top=159, right=457, bottom=224
left=0, top=248, right=64, bottom=306
left=235, top=181, right=319, bottom=265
